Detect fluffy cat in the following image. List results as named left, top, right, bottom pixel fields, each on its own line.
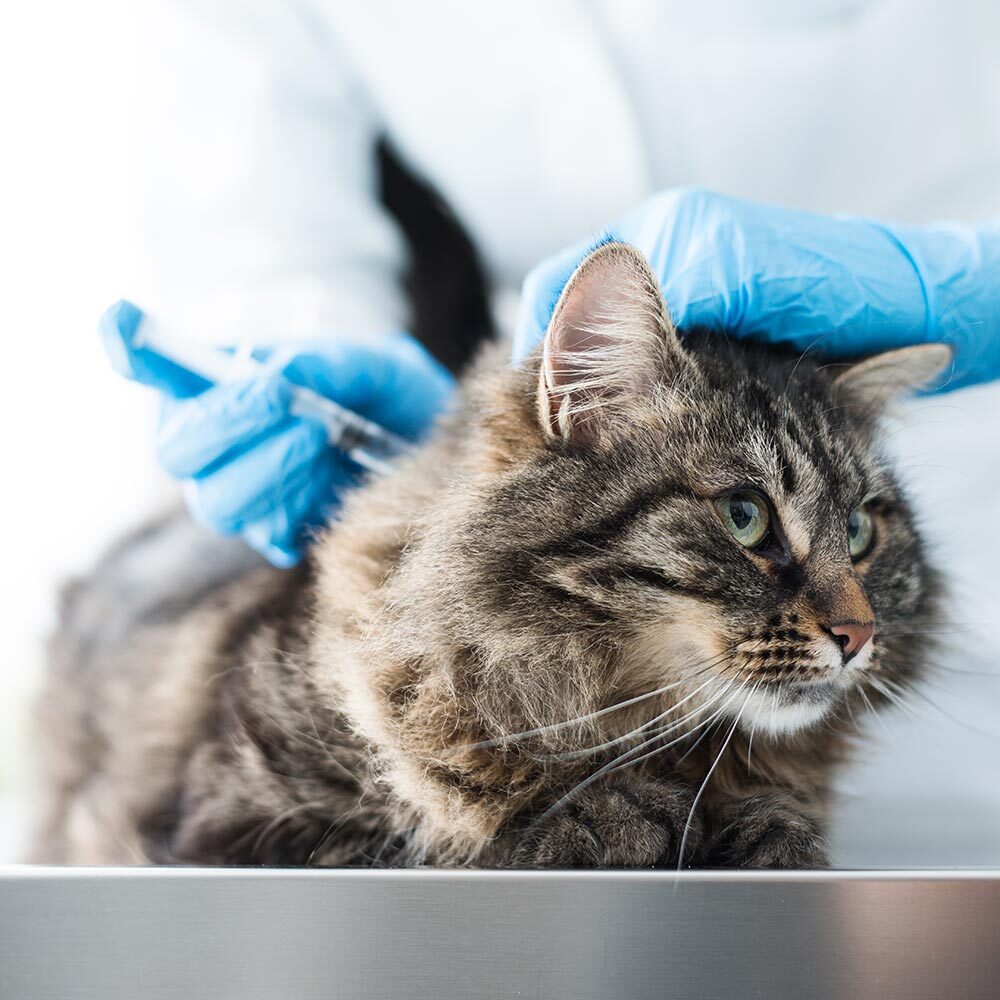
left=32, top=243, right=950, bottom=869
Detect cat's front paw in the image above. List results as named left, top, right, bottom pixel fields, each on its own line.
left=708, top=792, right=828, bottom=869
left=507, top=777, right=697, bottom=869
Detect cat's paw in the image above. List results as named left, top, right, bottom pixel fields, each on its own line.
left=708, top=792, right=828, bottom=869
left=507, top=777, right=697, bottom=869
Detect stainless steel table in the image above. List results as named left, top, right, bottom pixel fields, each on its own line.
left=1, top=866, right=998, bottom=999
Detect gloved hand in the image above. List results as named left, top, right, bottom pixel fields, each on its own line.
left=514, top=187, right=1000, bottom=390
left=102, top=303, right=454, bottom=567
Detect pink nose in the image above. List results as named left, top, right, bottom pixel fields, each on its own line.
left=828, top=621, right=875, bottom=662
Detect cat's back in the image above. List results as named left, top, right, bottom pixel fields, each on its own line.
left=31, top=511, right=292, bottom=862
left=31, top=353, right=487, bottom=864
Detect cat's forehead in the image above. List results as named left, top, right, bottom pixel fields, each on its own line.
left=670, top=368, right=886, bottom=507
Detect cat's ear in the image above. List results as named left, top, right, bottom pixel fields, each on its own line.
left=833, top=343, right=953, bottom=407
left=537, top=241, right=688, bottom=446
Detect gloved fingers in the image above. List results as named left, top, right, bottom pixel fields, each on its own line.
left=239, top=517, right=301, bottom=569
left=512, top=188, right=937, bottom=364
left=237, top=456, right=349, bottom=567
left=358, top=333, right=455, bottom=436
left=156, top=374, right=294, bottom=478
left=273, top=334, right=455, bottom=440
left=185, top=418, right=330, bottom=535
left=509, top=191, right=716, bottom=361
left=511, top=238, right=599, bottom=361
left=99, top=300, right=214, bottom=400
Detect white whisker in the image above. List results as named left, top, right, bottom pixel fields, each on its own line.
left=677, top=686, right=755, bottom=869
left=605, top=682, right=747, bottom=776
left=455, top=652, right=728, bottom=752
left=538, top=671, right=731, bottom=761
left=534, top=678, right=742, bottom=822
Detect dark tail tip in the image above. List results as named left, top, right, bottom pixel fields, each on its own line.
left=376, top=138, right=495, bottom=375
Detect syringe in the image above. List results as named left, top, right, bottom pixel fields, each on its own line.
left=100, top=301, right=413, bottom=476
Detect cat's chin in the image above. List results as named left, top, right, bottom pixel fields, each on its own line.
left=736, top=681, right=842, bottom=736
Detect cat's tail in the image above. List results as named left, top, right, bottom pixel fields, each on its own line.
left=377, top=138, right=495, bottom=375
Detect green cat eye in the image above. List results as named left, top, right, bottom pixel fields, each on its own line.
left=848, top=506, right=875, bottom=560
left=714, top=492, right=771, bottom=548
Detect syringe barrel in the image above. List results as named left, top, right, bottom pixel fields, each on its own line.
left=130, top=314, right=413, bottom=472
left=287, top=390, right=412, bottom=463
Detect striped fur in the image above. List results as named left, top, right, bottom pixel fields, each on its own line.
left=31, top=246, right=947, bottom=870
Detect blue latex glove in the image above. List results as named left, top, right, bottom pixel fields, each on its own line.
left=514, top=188, right=1000, bottom=390
left=102, top=303, right=454, bottom=567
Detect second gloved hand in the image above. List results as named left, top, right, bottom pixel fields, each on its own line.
left=514, top=187, right=1000, bottom=390
left=151, top=331, right=455, bottom=567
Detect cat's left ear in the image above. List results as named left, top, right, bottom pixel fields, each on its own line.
left=537, top=241, right=691, bottom=447
left=833, top=343, right=954, bottom=406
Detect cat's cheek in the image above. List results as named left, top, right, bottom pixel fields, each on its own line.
left=627, top=599, right=730, bottom=688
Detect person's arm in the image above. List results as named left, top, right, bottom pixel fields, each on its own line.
left=138, top=0, right=407, bottom=342
left=127, top=2, right=451, bottom=566
left=514, top=188, right=1000, bottom=391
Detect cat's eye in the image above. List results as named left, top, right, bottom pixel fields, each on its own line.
left=847, top=506, right=875, bottom=561
left=714, top=492, right=771, bottom=548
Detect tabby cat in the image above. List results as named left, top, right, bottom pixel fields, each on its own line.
left=32, top=243, right=950, bottom=869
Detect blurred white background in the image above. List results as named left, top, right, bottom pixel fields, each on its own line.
left=0, top=2, right=165, bottom=854
left=0, top=0, right=997, bottom=866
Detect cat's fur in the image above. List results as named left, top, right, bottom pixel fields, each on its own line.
left=31, top=244, right=949, bottom=869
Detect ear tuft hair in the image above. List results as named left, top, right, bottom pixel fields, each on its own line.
left=537, top=242, right=689, bottom=446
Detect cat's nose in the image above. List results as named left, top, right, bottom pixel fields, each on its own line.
left=827, top=621, right=875, bottom=662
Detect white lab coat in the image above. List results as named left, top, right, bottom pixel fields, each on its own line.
left=138, top=0, right=1000, bottom=345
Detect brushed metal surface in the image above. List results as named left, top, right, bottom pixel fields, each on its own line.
left=1, top=867, right=999, bottom=1000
